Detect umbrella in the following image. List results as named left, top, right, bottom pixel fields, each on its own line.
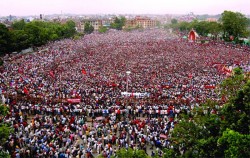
left=160, top=134, right=167, bottom=139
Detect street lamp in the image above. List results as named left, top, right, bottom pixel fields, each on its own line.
left=126, top=71, right=131, bottom=92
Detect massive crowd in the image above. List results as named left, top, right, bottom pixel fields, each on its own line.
left=0, top=29, right=249, bottom=158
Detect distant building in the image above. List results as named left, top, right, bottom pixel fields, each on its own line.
left=178, top=12, right=197, bottom=22
left=78, top=19, right=102, bottom=31
left=135, top=16, right=158, bottom=28
left=102, top=18, right=114, bottom=27
left=75, top=16, right=158, bottom=32
left=206, top=18, right=217, bottom=22
left=89, top=19, right=102, bottom=30
left=125, top=16, right=158, bottom=29
left=125, top=19, right=138, bottom=28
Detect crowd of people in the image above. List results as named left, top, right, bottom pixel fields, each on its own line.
left=0, top=29, right=249, bottom=158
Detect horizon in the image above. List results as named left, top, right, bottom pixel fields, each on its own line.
left=0, top=12, right=225, bottom=18
left=0, top=0, right=250, bottom=17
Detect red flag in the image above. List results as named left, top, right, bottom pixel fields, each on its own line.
left=111, top=82, right=117, bottom=87
left=49, top=71, right=55, bottom=78
left=188, top=74, right=192, bottom=79
left=204, top=85, right=215, bottom=89
left=23, top=87, right=29, bottom=95
left=222, top=66, right=232, bottom=74
left=81, top=68, right=87, bottom=75
left=18, top=68, right=23, bottom=74
left=67, top=98, right=81, bottom=103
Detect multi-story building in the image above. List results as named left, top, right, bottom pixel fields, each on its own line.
left=124, top=19, right=138, bottom=28
left=206, top=18, right=218, bottom=22
left=125, top=16, right=158, bottom=29
left=135, top=16, right=158, bottom=28
left=76, top=16, right=159, bottom=32
left=76, top=17, right=115, bottom=32
left=89, top=19, right=102, bottom=30
left=102, top=18, right=114, bottom=27
left=77, top=19, right=102, bottom=32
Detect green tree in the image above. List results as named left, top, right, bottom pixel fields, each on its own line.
left=191, top=21, right=210, bottom=36
left=171, top=19, right=178, bottom=25
left=98, top=148, right=149, bottom=158
left=168, top=104, right=223, bottom=157
left=0, top=104, right=12, bottom=158
left=115, top=148, right=133, bottom=158
left=164, top=67, right=250, bottom=157
left=47, top=22, right=64, bottom=40
left=0, top=24, right=11, bottom=54
left=220, top=11, right=249, bottom=40
left=178, top=21, right=191, bottom=33
left=207, top=21, right=222, bottom=39
left=12, top=19, right=26, bottom=30
left=62, top=20, right=76, bottom=38
left=247, top=18, right=250, bottom=26
left=111, top=16, right=126, bottom=30
left=98, top=26, right=108, bottom=33
left=0, top=104, right=9, bottom=118
left=133, top=149, right=149, bottom=158
left=24, top=22, right=43, bottom=46
left=218, top=129, right=250, bottom=157
left=221, top=79, right=250, bottom=134
left=173, top=20, right=222, bottom=39
left=10, top=30, right=30, bottom=52
left=0, top=20, right=77, bottom=55
left=0, top=124, right=12, bottom=145
left=84, top=22, right=94, bottom=34
left=220, top=67, right=245, bottom=99
left=0, top=151, right=10, bottom=158
left=40, top=27, right=55, bottom=44
left=163, top=148, right=176, bottom=158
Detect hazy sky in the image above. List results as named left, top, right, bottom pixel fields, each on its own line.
left=0, top=0, right=249, bottom=16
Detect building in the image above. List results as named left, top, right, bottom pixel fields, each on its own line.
left=125, top=16, right=158, bottom=29
left=78, top=19, right=109, bottom=32
left=77, top=19, right=102, bottom=32
left=124, top=19, right=138, bottom=28
left=135, top=16, right=158, bottom=28
left=88, top=19, right=102, bottom=30
left=75, top=16, right=159, bottom=32
left=178, top=12, right=197, bottom=22
left=102, top=18, right=114, bottom=28
left=206, top=18, right=218, bottom=22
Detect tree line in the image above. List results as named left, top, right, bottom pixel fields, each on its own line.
left=168, top=11, right=250, bottom=42
left=0, top=19, right=77, bottom=56
left=0, top=16, right=127, bottom=63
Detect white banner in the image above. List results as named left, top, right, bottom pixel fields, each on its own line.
left=121, top=92, right=150, bottom=98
